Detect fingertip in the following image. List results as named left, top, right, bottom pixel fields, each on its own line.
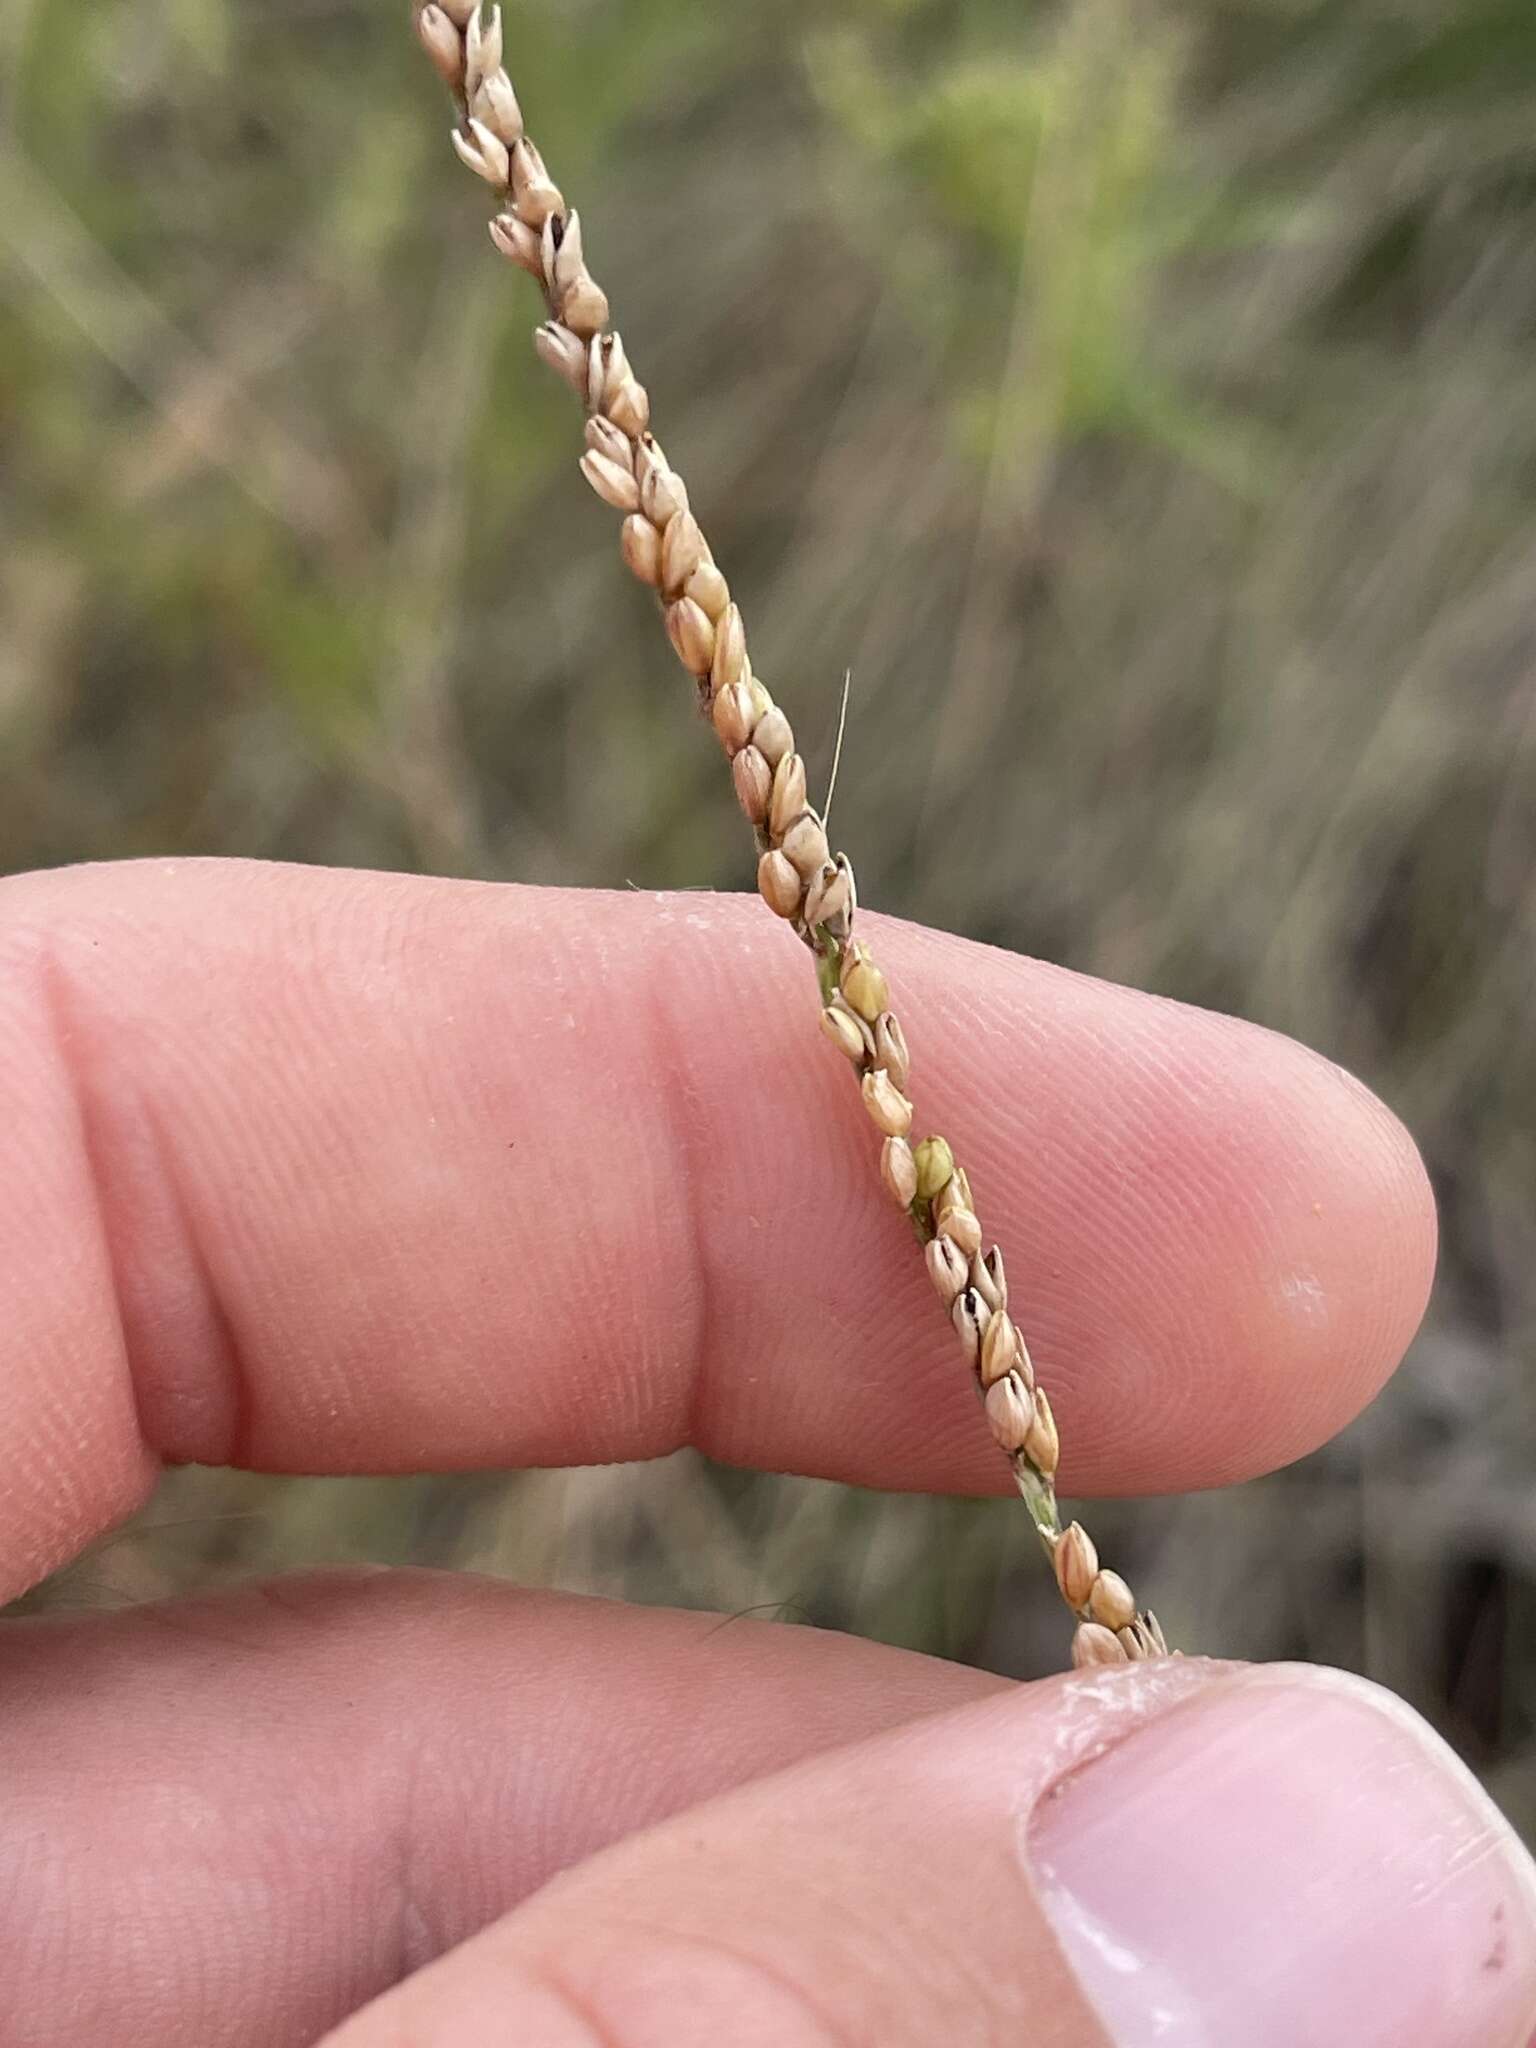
left=878, top=937, right=1439, bottom=1498
left=1030, top=1660, right=1536, bottom=2048
left=1146, top=1023, right=1437, bottom=1493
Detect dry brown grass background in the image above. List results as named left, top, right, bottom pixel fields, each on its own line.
left=4, top=0, right=1534, bottom=1833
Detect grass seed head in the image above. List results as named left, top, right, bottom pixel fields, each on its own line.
left=781, top=811, right=830, bottom=879
left=881, top=1135, right=918, bottom=1207
left=473, top=70, right=524, bottom=144
left=1026, top=1387, right=1060, bottom=1475
left=839, top=943, right=888, bottom=1022
left=510, top=137, right=563, bottom=224
left=639, top=456, right=687, bottom=527
left=416, top=5, right=464, bottom=88
left=1088, top=1569, right=1137, bottom=1633
left=731, top=744, right=772, bottom=824
left=985, top=1370, right=1035, bottom=1452
left=1054, top=1523, right=1099, bottom=1610
left=709, top=603, right=747, bottom=691
left=950, top=1284, right=993, bottom=1365
left=533, top=320, right=587, bottom=393
left=686, top=561, right=731, bottom=622
left=559, top=273, right=610, bottom=338
left=803, top=860, right=851, bottom=931
left=661, top=510, right=707, bottom=596
left=619, top=512, right=662, bottom=585
left=912, top=1136, right=954, bottom=1201
left=768, top=752, right=808, bottom=839
left=757, top=848, right=802, bottom=919
left=861, top=1067, right=913, bottom=1138
left=926, top=1234, right=969, bottom=1306
left=489, top=211, right=542, bottom=273
left=978, top=1308, right=1018, bottom=1388
left=970, top=1247, right=1004, bottom=1313
left=664, top=597, right=715, bottom=675
left=871, top=1011, right=909, bottom=1091
left=579, top=449, right=640, bottom=513
left=751, top=706, right=792, bottom=769
left=711, top=679, right=756, bottom=753
left=413, top=12, right=1170, bottom=1669
left=820, top=1004, right=867, bottom=1065
left=1072, top=1623, right=1130, bottom=1669
left=937, top=1204, right=982, bottom=1258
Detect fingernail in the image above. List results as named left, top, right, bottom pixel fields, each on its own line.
left=1030, top=1665, right=1536, bottom=2047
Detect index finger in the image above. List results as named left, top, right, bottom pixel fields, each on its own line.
left=0, top=859, right=1434, bottom=1599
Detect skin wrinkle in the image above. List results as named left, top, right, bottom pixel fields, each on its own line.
left=638, top=921, right=716, bottom=1461
left=666, top=898, right=881, bottom=1467
left=3, top=924, right=153, bottom=1570
left=262, top=895, right=443, bottom=1459
left=254, top=881, right=446, bottom=1454
left=391, top=1724, right=447, bottom=1989
left=537, top=1925, right=864, bottom=2048
left=675, top=913, right=913, bottom=1471
left=136, top=1086, right=254, bottom=1465
left=489, top=897, right=700, bottom=1459
left=519, top=1965, right=633, bottom=2048
left=389, top=877, right=577, bottom=1455
left=82, top=880, right=475, bottom=1474
left=264, top=1581, right=493, bottom=2015
left=33, top=912, right=252, bottom=1473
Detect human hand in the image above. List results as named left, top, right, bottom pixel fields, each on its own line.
left=3, top=859, right=1531, bottom=2046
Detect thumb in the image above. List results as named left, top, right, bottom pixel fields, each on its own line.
left=321, top=1659, right=1536, bottom=2047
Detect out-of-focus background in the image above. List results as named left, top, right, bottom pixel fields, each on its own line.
left=4, top=0, right=1534, bottom=1830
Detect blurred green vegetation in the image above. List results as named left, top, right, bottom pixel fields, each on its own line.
left=4, top=0, right=1536, bottom=1831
